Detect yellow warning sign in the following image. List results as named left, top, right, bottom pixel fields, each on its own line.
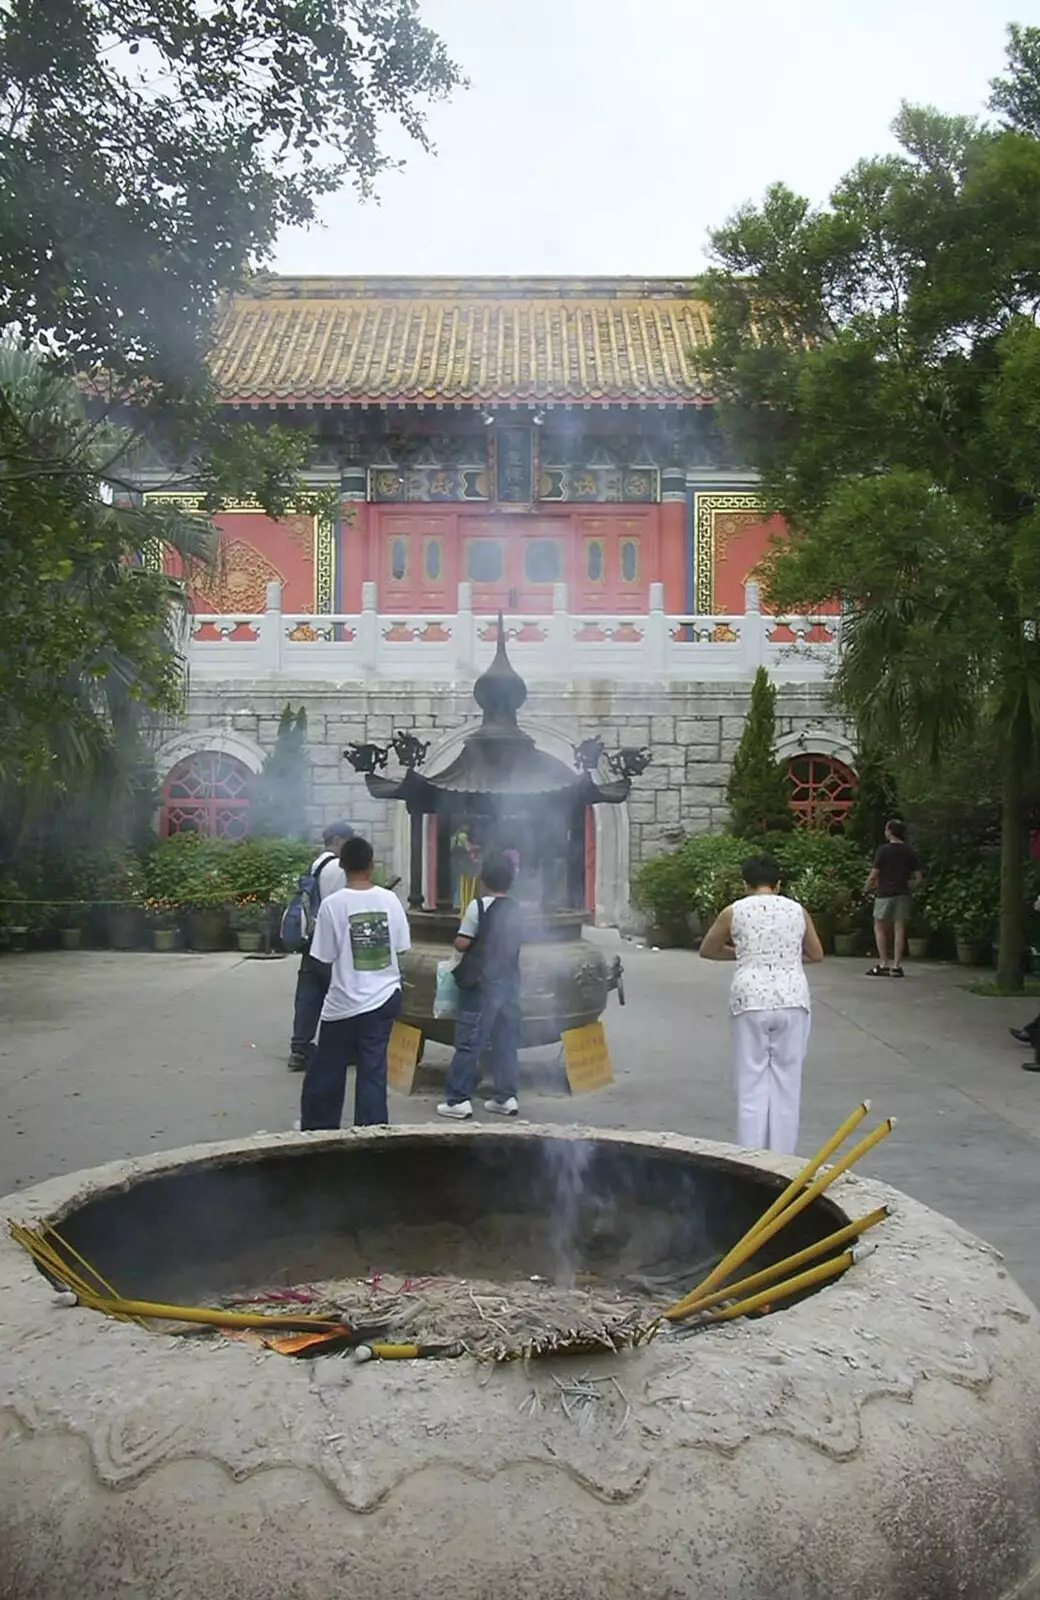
left=387, top=1021, right=422, bottom=1096
left=561, top=1021, right=614, bottom=1095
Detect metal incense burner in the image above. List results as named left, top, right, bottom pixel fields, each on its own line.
left=346, top=617, right=645, bottom=1049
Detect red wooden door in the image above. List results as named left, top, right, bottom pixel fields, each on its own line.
left=512, top=520, right=568, bottom=610
left=460, top=516, right=568, bottom=614
left=574, top=514, right=651, bottom=612
left=378, top=512, right=453, bottom=612
left=459, top=517, right=511, bottom=612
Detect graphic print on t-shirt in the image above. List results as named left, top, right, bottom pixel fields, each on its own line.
left=348, top=911, right=392, bottom=972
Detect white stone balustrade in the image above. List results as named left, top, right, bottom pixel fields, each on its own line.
left=182, top=580, right=839, bottom=684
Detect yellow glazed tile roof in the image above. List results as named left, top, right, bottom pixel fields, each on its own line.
left=212, top=277, right=713, bottom=405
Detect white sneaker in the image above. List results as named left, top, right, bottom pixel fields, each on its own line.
left=484, top=1096, right=519, bottom=1116
left=436, top=1100, right=473, bottom=1120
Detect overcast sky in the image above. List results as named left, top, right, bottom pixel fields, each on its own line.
left=274, top=0, right=1036, bottom=278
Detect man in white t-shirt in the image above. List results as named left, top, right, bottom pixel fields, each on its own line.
left=287, top=821, right=353, bottom=1072
left=299, top=835, right=411, bottom=1128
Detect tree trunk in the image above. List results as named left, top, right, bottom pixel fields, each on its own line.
left=996, top=755, right=1026, bottom=992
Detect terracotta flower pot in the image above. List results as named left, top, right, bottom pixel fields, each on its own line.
left=152, top=928, right=177, bottom=953
left=59, top=927, right=82, bottom=951
left=236, top=931, right=263, bottom=953
left=907, top=936, right=929, bottom=961
left=833, top=932, right=860, bottom=957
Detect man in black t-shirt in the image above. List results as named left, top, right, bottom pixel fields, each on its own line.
left=864, top=819, right=922, bottom=978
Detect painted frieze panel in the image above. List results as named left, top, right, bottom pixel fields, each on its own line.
left=142, top=495, right=334, bottom=613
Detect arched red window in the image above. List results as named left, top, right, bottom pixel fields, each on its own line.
left=786, top=753, right=857, bottom=830
left=161, top=752, right=252, bottom=839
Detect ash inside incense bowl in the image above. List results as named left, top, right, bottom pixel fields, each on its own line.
left=222, top=1270, right=667, bottom=1358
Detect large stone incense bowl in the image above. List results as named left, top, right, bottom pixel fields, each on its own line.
left=2, top=1125, right=1040, bottom=1600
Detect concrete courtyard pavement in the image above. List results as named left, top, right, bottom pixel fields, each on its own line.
left=2, top=941, right=1040, bottom=1300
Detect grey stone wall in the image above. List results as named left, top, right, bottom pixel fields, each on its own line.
left=164, top=678, right=848, bottom=875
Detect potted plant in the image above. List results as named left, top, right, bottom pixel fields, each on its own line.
left=0, top=876, right=31, bottom=952
left=925, top=870, right=996, bottom=967
left=230, top=897, right=267, bottom=953
left=790, top=867, right=859, bottom=954
left=146, top=836, right=233, bottom=951
left=185, top=883, right=233, bottom=952
left=831, top=887, right=865, bottom=957
left=145, top=899, right=180, bottom=953
left=906, top=912, right=930, bottom=962
left=51, top=855, right=100, bottom=950
left=94, top=853, right=146, bottom=949
left=57, top=904, right=90, bottom=951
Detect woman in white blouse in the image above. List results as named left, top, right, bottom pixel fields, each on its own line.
left=699, top=855, right=825, bottom=1154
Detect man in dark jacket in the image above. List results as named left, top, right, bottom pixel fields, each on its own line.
left=287, top=821, right=353, bottom=1071
left=1011, top=895, right=1040, bottom=1070
left=437, top=851, right=523, bottom=1121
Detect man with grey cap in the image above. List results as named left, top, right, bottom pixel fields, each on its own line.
left=287, top=821, right=353, bottom=1071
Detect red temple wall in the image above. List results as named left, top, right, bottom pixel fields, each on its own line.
left=692, top=494, right=838, bottom=617
left=156, top=506, right=324, bottom=614
left=148, top=489, right=831, bottom=620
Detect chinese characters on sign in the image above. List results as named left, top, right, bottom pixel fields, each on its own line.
left=495, top=427, right=534, bottom=505
left=560, top=1022, right=614, bottom=1094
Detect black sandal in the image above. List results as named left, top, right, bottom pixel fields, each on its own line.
left=866, top=965, right=890, bottom=977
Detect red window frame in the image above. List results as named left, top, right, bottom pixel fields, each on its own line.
left=160, top=752, right=253, bottom=839
left=786, top=753, right=858, bottom=830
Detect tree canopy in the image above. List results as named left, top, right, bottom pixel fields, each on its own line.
left=0, top=0, right=460, bottom=408
left=701, top=23, right=1040, bottom=988
left=0, top=346, right=216, bottom=848
left=0, top=0, right=460, bottom=850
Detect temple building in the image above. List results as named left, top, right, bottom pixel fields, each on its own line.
left=143, top=276, right=854, bottom=925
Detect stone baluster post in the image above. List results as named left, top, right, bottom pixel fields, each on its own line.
left=549, top=582, right=569, bottom=675
left=263, top=580, right=284, bottom=675
left=646, top=581, right=668, bottom=675
left=743, top=580, right=765, bottom=671
left=359, top=581, right=379, bottom=673
left=455, top=581, right=475, bottom=674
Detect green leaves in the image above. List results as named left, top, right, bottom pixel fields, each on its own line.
left=0, top=348, right=216, bottom=843
left=0, top=0, right=460, bottom=405
left=702, top=24, right=1040, bottom=988
left=725, top=667, right=794, bottom=837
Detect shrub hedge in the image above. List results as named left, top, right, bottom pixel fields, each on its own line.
left=632, top=830, right=871, bottom=944
left=632, top=829, right=1040, bottom=953
left=0, top=835, right=316, bottom=947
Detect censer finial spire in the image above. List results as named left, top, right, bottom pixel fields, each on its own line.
left=472, top=612, right=527, bottom=727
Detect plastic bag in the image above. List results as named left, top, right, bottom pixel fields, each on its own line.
left=433, top=959, right=461, bottom=1020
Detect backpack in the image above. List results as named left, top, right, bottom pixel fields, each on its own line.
left=453, top=896, right=523, bottom=990
left=279, top=852, right=337, bottom=953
